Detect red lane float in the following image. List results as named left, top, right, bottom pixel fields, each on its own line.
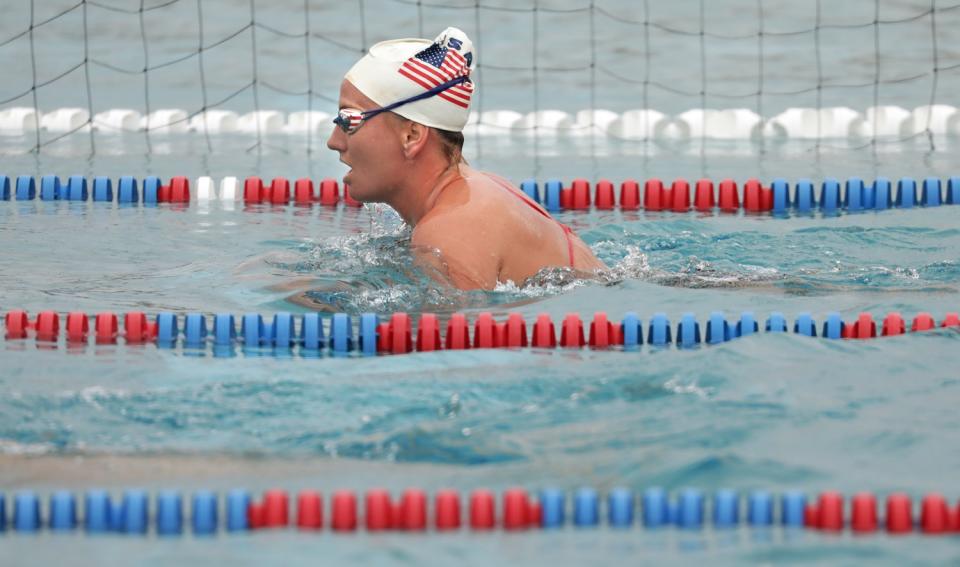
left=296, top=491, right=323, bottom=530
left=843, top=312, right=877, bottom=339
left=294, top=178, right=314, bottom=204
left=365, top=489, right=392, bottom=531
left=619, top=180, right=640, bottom=210
left=95, top=312, right=119, bottom=344
left=398, top=489, right=427, bottom=531
left=503, top=488, right=529, bottom=530
left=694, top=179, right=715, bottom=211
left=319, top=178, right=340, bottom=205
left=4, top=309, right=29, bottom=339
left=445, top=313, right=470, bottom=350
left=332, top=491, right=357, bottom=531
left=560, top=313, right=585, bottom=348
left=718, top=178, right=740, bottom=211
left=850, top=493, right=878, bottom=532
left=66, top=312, right=88, bottom=343
left=532, top=314, right=557, bottom=348
left=469, top=489, right=496, bottom=530
left=594, top=179, right=615, bottom=209
left=35, top=311, right=60, bottom=342
left=435, top=489, right=461, bottom=530
left=886, top=493, right=913, bottom=534
left=571, top=178, right=590, bottom=210
left=743, top=178, right=773, bottom=212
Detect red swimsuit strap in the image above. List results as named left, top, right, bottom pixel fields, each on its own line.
left=487, top=174, right=576, bottom=267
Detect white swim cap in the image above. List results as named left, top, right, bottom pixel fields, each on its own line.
left=345, top=27, right=476, bottom=132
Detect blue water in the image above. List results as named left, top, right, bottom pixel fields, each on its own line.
left=1, top=198, right=960, bottom=564
left=3, top=0, right=960, bottom=563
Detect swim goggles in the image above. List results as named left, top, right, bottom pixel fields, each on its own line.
left=332, top=75, right=470, bottom=134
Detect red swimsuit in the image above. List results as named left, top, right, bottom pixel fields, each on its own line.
left=487, top=175, right=576, bottom=267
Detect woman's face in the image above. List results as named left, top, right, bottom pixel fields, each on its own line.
left=327, top=80, right=404, bottom=203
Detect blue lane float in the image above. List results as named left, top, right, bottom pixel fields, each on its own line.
left=706, top=311, right=732, bottom=344
left=544, top=179, right=562, bottom=212
left=766, top=312, right=787, bottom=332
left=574, top=487, right=599, bottom=527
left=949, top=177, right=960, bottom=204
left=608, top=488, right=634, bottom=528
left=781, top=491, right=807, bottom=527
left=621, top=312, right=642, bottom=349
left=771, top=178, right=790, bottom=213
left=143, top=176, right=161, bottom=205
left=642, top=487, right=669, bottom=528
left=521, top=179, right=540, bottom=203
left=648, top=313, right=672, bottom=347
left=301, top=313, right=324, bottom=351
left=49, top=490, right=77, bottom=530
left=677, top=313, right=701, bottom=348
left=845, top=178, right=864, bottom=211
left=14, top=490, right=40, bottom=532
left=15, top=175, right=34, bottom=200
left=540, top=488, right=565, bottom=528
left=156, top=312, right=179, bottom=347
left=193, top=491, right=218, bottom=535
left=749, top=491, right=774, bottom=526
left=0, top=176, right=10, bottom=200
left=85, top=490, right=112, bottom=533
left=214, top=313, right=235, bottom=346
left=897, top=178, right=917, bottom=208
left=185, top=313, right=208, bottom=348
left=66, top=175, right=88, bottom=201
left=119, top=489, right=149, bottom=534
left=359, top=313, right=379, bottom=356
left=92, top=176, right=113, bottom=202
left=157, top=490, right=183, bottom=536
left=713, top=489, right=739, bottom=528
left=273, top=313, right=296, bottom=349
left=820, top=178, right=840, bottom=214
left=794, top=179, right=814, bottom=213
left=226, top=489, right=250, bottom=532
left=118, top=176, right=139, bottom=203
left=923, top=177, right=942, bottom=207
left=330, top=313, right=354, bottom=354
left=40, top=175, right=61, bottom=200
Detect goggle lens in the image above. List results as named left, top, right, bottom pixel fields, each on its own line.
left=333, top=109, right=364, bottom=133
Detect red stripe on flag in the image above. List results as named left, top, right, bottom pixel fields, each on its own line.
left=397, top=67, right=470, bottom=108
left=403, top=61, right=453, bottom=88
left=435, top=91, right=469, bottom=108
left=398, top=67, right=439, bottom=91
left=407, top=59, right=451, bottom=85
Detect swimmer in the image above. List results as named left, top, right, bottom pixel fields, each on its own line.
left=327, top=27, right=606, bottom=290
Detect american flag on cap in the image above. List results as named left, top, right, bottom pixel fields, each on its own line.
left=398, top=40, right=474, bottom=109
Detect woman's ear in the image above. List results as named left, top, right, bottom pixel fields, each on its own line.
left=401, top=121, right=430, bottom=159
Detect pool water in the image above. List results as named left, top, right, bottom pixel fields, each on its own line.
left=1, top=162, right=960, bottom=563
left=3, top=0, right=960, bottom=559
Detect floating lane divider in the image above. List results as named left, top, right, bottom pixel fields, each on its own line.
left=1, top=487, right=958, bottom=535
left=3, top=309, right=958, bottom=354
left=2, top=175, right=958, bottom=215
left=0, top=175, right=363, bottom=207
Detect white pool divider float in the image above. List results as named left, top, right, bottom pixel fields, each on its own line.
left=2, top=105, right=960, bottom=139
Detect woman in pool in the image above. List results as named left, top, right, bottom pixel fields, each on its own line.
left=327, top=27, right=606, bottom=290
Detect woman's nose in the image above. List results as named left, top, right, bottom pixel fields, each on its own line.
left=327, top=125, right=346, bottom=152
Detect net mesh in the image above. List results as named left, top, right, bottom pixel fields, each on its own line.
left=1, top=0, right=958, bottom=163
